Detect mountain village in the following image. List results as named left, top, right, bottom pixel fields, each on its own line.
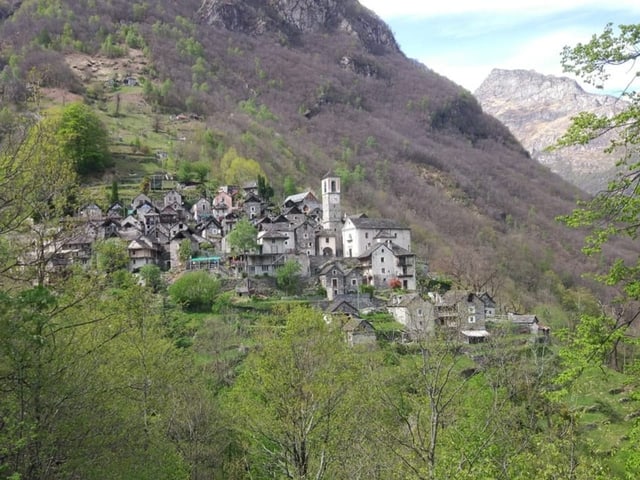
left=48, top=171, right=550, bottom=347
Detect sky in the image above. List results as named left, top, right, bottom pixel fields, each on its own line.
left=359, top=0, right=640, bottom=95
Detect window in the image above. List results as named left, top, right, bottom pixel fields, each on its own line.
left=468, top=315, right=476, bottom=323
left=417, top=309, right=423, bottom=316
left=365, top=232, right=369, bottom=239
left=303, top=233, right=308, bottom=239
left=326, top=238, right=330, bottom=244
left=468, top=306, right=476, bottom=314
left=332, top=279, right=338, bottom=287
left=381, top=268, right=386, bottom=274
left=380, top=257, right=384, bottom=263
left=351, top=279, right=357, bottom=286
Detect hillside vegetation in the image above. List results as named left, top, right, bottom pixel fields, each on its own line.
left=2, top=3, right=640, bottom=478
left=0, top=0, right=619, bottom=313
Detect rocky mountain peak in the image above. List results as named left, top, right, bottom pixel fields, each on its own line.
left=475, top=69, right=626, bottom=194
left=198, top=0, right=399, bottom=54
left=476, top=68, right=618, bottom=113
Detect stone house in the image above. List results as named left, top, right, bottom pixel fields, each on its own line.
left=159, top=205, right=179, bottom=225
left=259, top=215, right=296, bottom=253
left=319, top=261, right=347, bottom=300
left=169, top=229, right=202, bottom=269
left=387, top=293, right=436, bottom=339
left=257, top=230, right=288, bottom=255
left=78, top=203, right=103, bottom=221
left=342, top=216, right=411, bottom=258
left=191, top=198, right=212, bottom=222
left=242, top=192, right=263, bottom=219
left=478, top=292, right=497, bottom=318
left=245, top=252, right=285, bottom=276
left=106, top=202, right=125, bottom=219
left=316, top=230, right=339, bottom=257
left=196, top=217, right=223, bottom=251
left=213, top=199, right=229, bottom=220
left=294, top=220, right=317, bottom=255
left=213, top=189, right=234, bottom=212
left=432, top=290, right=490, bottom=342
left=283, top=205, right=306, bottom=226
left=342, top=318, right=377, bottom=347
left=283, top=191, right=320, bottom=214
left=128, top=236, right=162, bottom=271
left=358, top=242, right=416, bottom=290
left=163, top=190, right=183, bottom=210
left=131, top=193, right=152, bottom=210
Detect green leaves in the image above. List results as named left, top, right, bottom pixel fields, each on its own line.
left=276, top=259, right=302, bottom=295
left=227, top=306, right=364, bottom=479
left=562, top=23, right=640, bottom=89
left=56, top=102, right=111, bottom=175
left=226, top=217, right=258, bottom=255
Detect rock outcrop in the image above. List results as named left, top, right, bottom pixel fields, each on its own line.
left=198, top=0, right=399, bottom=54
left=475, top=68, right=627, bottom=194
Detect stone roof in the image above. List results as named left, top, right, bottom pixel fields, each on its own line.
left=358, top=241, right=412, bottom=259
left=347, top=217, right=408, bottom=230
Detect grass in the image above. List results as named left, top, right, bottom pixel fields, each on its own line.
left=564, top=366, right=639, bottom=472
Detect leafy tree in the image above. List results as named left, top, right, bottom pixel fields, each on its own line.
left=93, top=238, right=129, bottom=274
left=168, top=270, right=220, bottom=312
left=0, top=117, right=79, bottom=286
left=139, top=264, right=164, bottom=293
left=276, top=259, right=302, bottom=295
left=109, top=179, right=120, bottom=205
left=556, top=23, right=640, bottom=365
left=226, top=306, right=366, bottom=479
left=178, top=239, right=192, bottom=265
left=220, top=147, right=265, bottom=185
left=56, top=102, right=111, bottom=175
left=226, top=218, right=257, bottom=255
left=257, top=174, right=274, bottom=202
left=283, top=175, right=297, bottom=196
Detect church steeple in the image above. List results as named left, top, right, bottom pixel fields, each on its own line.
left=322, top=172, right=341, bottom=230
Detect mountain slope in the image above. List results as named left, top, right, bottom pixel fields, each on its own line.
left=0, top=0, right=616, bottom=308
left=475, top=68, right=626, bottom=194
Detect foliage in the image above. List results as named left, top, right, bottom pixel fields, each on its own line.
left=109, top=179, right=119, bottom=204
left=93, top=238, right=129, bottom=274
left=257, top=174, right=274, bottom=202
left=283, top=175, right=297, bottom=197
left=178, top=238, right=192, bottom=264
left=275, top=259, right=302, bottom=295
left=56, top=102, right=111, bottom=175
left=220, top=147, right=265, bottom=185
left=238, top=97, right=277, bottom=121
left=226, top=306, right=367, bottom=479
left=556, top=23, right=640, bottom=368
left=139, top=264, right=164, bottom=292
left=335, top=162, right=365, bottom=188
left=168, top=270, right=220, bottom=312
left=0, top=118, right=79, bottom=286
left=226, top=218, right=257, bottom=255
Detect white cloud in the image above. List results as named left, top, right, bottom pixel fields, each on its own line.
left=360, top=0, right=640, bottom=19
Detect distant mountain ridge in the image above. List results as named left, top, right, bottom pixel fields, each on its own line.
left=475, top=68, right=626, bottom=194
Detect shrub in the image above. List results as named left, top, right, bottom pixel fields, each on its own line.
left=168, top=271, right=220, bottom=312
